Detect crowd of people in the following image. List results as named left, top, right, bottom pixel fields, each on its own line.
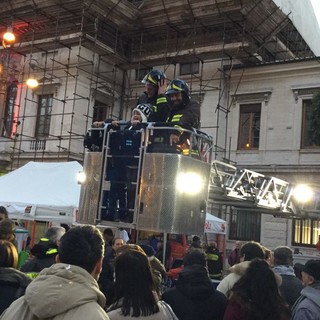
left=0, top=210, right=320, bottom=320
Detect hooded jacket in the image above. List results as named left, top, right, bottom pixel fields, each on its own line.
left=216, top=260, right=250, bottom=298
left=0, top=267, right=32, bottom=314
left=291, top=282, right=320, bottom=320
left=162, top=264, right=227, bottom=320
left=0, top=263, right=109, bottom=320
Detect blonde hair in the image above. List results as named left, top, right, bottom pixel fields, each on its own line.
left=0, top=240, right=18, bottom=268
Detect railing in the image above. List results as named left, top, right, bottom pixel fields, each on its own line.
left=30, top=139, right=46, bottom=150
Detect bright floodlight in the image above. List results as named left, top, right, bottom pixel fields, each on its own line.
left=26, top=78, right=39, bottom=88
left=3, top=31, right=15, bottom=42
left=293, top=184, right=314, bottom=203
left=176, top=172, right=204, bottom=194
left=77, top=171, right=86, bottom=184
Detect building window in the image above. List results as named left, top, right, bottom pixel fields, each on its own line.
left=180, top=61, right=199, bottom=75
left=301, top=99, right=320, bottom=148
left=35, top=94, right=53, bottom=137
left=93, top=102, right=111, bottom=122
left=292, top=218, right=320, bottom=247
left=135, top=67, right=152, bottom=81
left=238, top=103, right=261, bottom=150
left=229, top=209, right=261, bottom=241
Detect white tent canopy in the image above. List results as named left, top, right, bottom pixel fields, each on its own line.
left=0, top=161, right=82, bottom=223
left=205, top=213, right=227, bottom=235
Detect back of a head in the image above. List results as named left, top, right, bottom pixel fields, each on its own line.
left=234, top=259, right=279, bottom=297
left=240, top=241, right=265, bottom=261
left=114, top=249, right=153, bottom=296
left=231, top=259, right=287, bottom=319
left=0, top=240, right=18, bottom=268
left=113, top=249, right=158, bottom=316
left=183, top=248, right=206, bottom=267
left=273, top=246, right=293, bottom=266
left=58, top=225, right=104, bottom=274
left=103, top=228, right=114, bottom=238
left=0, top=219, right=16, bottom=242
left=44, top=226, right=66, bottom=244
left=139, top=244, right=156, bottom=257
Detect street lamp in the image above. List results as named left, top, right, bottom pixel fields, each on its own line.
left=2, top=26, right=15, bottom=48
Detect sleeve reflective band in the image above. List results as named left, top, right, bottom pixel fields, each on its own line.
left=27, top=272, right=39, bottom=279
left=172, top=114, right=182, bottom=121
left=46, top=248, right=58, bottom=255
left=157, top=97, right=167, bottom=104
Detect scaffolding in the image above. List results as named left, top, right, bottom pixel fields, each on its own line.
left=0, top=0, right=316, bottom=173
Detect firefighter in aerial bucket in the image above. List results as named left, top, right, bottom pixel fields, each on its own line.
left=138, top=69, right=169, bottom=123
left=165, top=79, right=201, bottom=155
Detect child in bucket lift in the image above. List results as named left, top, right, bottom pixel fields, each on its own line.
left=100, top=104, right=153, bottom=223
left=92, top=103, right=153, bottom=129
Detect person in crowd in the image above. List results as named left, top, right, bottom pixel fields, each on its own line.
left=155, top=240, right=171, bottom=270
left=165, top=79, right=200, bottom=154
left=223, top=259, right=290, bottom=320
left=0, top=240, right=32, bottom=314
left=190, top=235, right=202, bottom=249
left=115, top=228, right=130, bottom=243
left=228, top=240, right=241, bottom=267
left=291, top=259, right=320, bottom=320
left=206, top=242, right=223, bottom=280
left=140, top=244, right=167, bottom=297
left=98, top=237, right=125, bottom=304
left=293, top=262, right=303, bottom=281
left=137, top=69, right=169, bottom=122
left=162, top=248, right=227, bottom=320
left=0, top=206, right=8, bottom=221
left=60, top=223, right=70, bottom=232
left=217, top=241, right=265, bottom=298
left=107, top=248, right=178, bottom=319
left=263, top=246, right=273, bottom=266
left=0, top=225, right=110, bottom=320
left=0, top=219, right=18, bottom=249
left=20, top=226, right=66, bottom=278
left=103, top=228, right=114, bottom=256
left=272, top=246, right=303, bottom=308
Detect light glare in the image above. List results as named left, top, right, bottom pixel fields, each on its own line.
left=3, top=31, right=15, bottom=42
left=176, top=172, right=204, bottom=194
left=77, top=171, right=86, bottom=184
left=26, top=78, right=39, bottom=88
left=293, top=184, right=314, bottom=203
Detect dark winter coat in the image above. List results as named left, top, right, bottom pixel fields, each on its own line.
left=20, top=238, right=58, bottom=276
left=137, top=92, right=169, bottom=123
left=273, top=265, right=303, bottom=308
left=162, top=264, right=227, bottom=320
left=0, top=267, right=32, bottom=314
left=167, top=99, right=200, bottom=130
